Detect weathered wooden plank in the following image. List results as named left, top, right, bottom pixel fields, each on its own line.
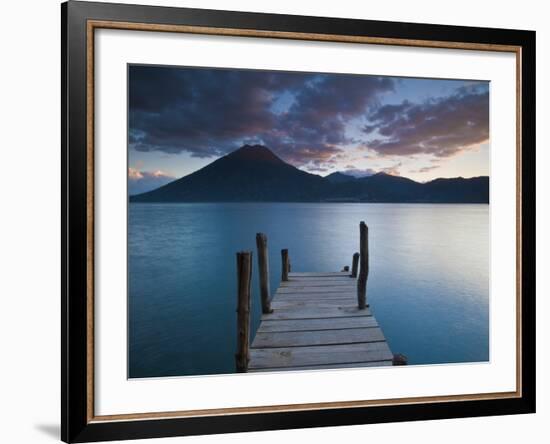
left=273, top=291, right=357, bottom=300
left=284, top=280, right=354, bottom=286
left=273, top=297, right=357, bottom=305
left=251, top=327, right=385, bottom=348
left=275, top=285, right=357, bottom=295
left=257, top=316, right=378, bottom=333
left=288, top=272, right=351, bottom=277
left=277, top=288, right=356, bottom=295
left=248, top=342, right=393, bottom=369
left=281, top=280, right=356, bottom=286
left=280, top=281, right=354, bottom=288
left=249, top=360, right=393, bottom=372
left=285, top=276, right=355, bottom=282
left=277, top=285, right=357, bottom=294
left=285, top=276, right=356, bottom=285
left=271, top=298, right=358, bottom=309
left=281, top=279, right=355, bottom=284
left=262, top=306, right=371, bottom=320
left=280, top=280, right=356, bottom=287
left=273, top=295, right=357, bottom=303
left=247, top=257, right=393, bottom=372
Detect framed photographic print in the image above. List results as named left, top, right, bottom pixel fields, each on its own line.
left=61, top=1, right=536, bottom=442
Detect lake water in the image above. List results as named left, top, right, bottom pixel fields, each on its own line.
left=128, top=203, right=489, bottom=378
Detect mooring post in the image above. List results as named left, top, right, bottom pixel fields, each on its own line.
left=256, top=233, right=273, bottom=314
left=351, top=252, right=359, bottom=278
left=235, top=251, right=252, bottom=373
left=281, top=249, right=290, bottom=281
left=357, top=222, right=369, bottom=309
left=393, top=353, right=408, bottom=366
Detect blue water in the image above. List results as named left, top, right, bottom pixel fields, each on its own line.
left=128, top=203, right=489, bottom=378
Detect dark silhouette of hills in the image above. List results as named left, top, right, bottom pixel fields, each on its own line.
left=130, top=145, right=489, bottom=203
left=325, top=171, right=356, bottom=184
left=422, top=176, right=489, bottom=203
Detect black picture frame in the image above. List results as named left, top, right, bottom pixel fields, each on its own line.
left=61, top=1, right=536, bottom=442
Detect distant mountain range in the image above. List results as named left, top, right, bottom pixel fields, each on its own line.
left=130, top=145, right=489, bottom=203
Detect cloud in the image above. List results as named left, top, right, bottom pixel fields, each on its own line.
left=130, top=67, right=286, bottom=158
left=128, top=168, right=175, bottom=195
left=412, top=165, right=440, bottom=174
left=268, top=75, right=395, bottom=166
left=129, top=66, right=488, bottom=177
left=363, top=84, right=489, bottom=158
left=380, top=162, right=402, bottom=176
left=306, top=166, right=329, bottom=173
left=340, top=163, right=402, bottom=177
left=129, top=66, right=394, bottom=168
left=341, top=168, right=377, bottom=178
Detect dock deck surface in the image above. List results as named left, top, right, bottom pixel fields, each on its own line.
left=248, top=271, right=393, bottom=372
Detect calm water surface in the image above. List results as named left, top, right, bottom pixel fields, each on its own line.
left=128, top=203, right=489, bottom=378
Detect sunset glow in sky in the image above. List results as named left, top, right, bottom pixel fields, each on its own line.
left=128, top=65, right=489, bottom=194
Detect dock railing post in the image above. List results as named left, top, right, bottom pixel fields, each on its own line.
left=256, top=233, right=273, bottom=314
left=235, top=251, right=252, bottom=373
left=357, top=222, right=369, bottom=309
left=351, top=252, right=360, bottom=278
left=281, top=249, right=290, bottom=281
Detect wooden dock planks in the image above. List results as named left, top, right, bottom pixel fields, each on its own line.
left=249, top=271, right=393, bottom=372
left=249, top=342, right=393, bottom=370
left=252, top=327, right=386, bottom=348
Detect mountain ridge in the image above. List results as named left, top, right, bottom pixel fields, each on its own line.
left=130, top=145, right=489, bottom=203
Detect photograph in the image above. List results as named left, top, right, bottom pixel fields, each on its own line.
left=127, top=64, right=490, bottom=378
left=57, top=0, right=536, bottom=441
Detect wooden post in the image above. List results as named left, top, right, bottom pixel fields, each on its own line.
left=256, top=233, right=273, bottom=314
left=281, top=249, right=289, bottom=281
left=393, top=353, right=408, bottom=366
left=357, top=222, right=369, bottom=309
left=235, top=251, right=252, bottom=373
left=351, top=252, right=359, bottom=278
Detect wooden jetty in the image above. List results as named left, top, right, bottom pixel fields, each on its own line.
left=235, top=221, right=400, bottom=373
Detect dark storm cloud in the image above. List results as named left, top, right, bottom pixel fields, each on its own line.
left=129, top=66, right=298, bottom=158
left=129, top=66, right=394, bottom=167
left=268, top=75, right=395, bottom=165
left=363, top=85, right=489, bottom=157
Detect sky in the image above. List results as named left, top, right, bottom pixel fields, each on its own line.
left=128, top=65, right=489, bottom=194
